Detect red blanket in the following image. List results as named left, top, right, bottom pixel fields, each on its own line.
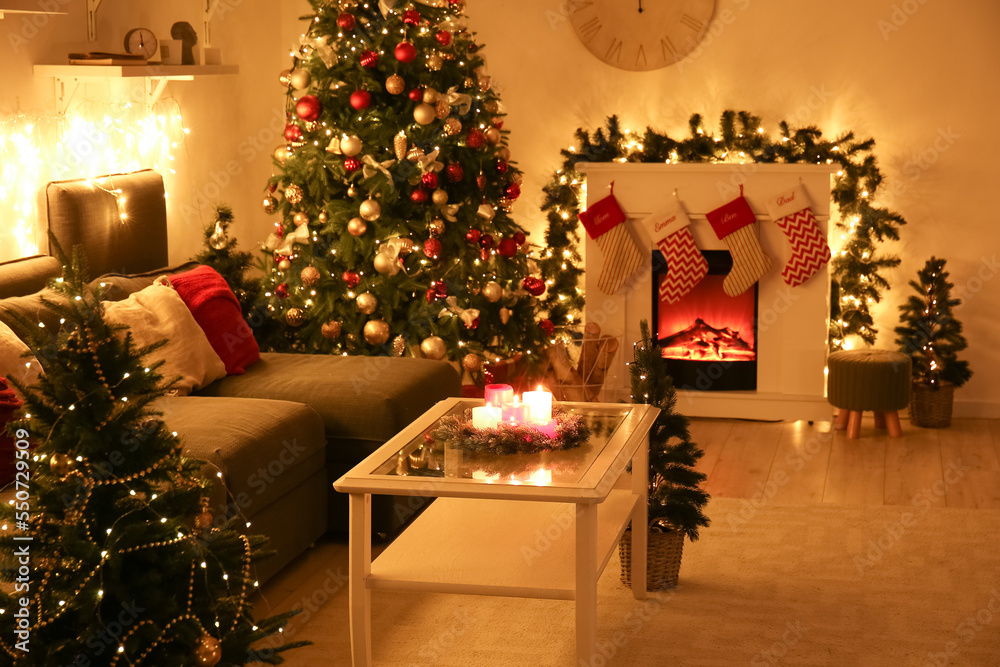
left=0, top=377, right=23, bottom=485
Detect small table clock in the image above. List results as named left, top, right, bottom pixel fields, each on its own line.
left=123, top=28, right=158, bottom=60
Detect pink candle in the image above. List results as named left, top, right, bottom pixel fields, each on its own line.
left=484, top=384, right=514, bottom=407
left=530, top=419, right=558, bottom=438
left=501, top=397, right=530, bottom=424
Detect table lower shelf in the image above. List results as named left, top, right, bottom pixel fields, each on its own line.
left=368, top=488, right=638, bottom=600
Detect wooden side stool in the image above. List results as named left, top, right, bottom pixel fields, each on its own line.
left=827, top=349, right=911, bottom=439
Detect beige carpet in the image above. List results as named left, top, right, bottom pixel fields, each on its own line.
left=275, top=498, right=1000, bottom=666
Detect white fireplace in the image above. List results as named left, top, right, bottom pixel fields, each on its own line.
left=577, top=163, right=837, bottom=421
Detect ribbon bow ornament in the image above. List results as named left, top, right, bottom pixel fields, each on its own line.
left=275, top=225, right=311, bottom=256
left=439, top=203, right=461, bottom=222
left=416, top=147, right=444, bottom=175
left=438, top=296, right=480, bottom=329
left=362, top=154, right=396, bottom=182
left=306, top=34, right=337, bottom=68
left=445, top=86, right=473, bottom=115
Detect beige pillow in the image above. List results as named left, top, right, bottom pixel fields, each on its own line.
left=103, top=283, right=226, bottom=396
left=0, top=319, right=42, bottom=391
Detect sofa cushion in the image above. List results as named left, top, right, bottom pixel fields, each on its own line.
left=0, top=319, right=41, bottom=390
left=103, top=284, right=226, bottom=395
left=0, top=287, right=65, bottom=342
left=93, top=261, right=201, bottom=302
left=154, top=395, right=326, bottom=522
left=0, top=255, right=61, bottom=300
left=196, top=352, right=462, bottom=460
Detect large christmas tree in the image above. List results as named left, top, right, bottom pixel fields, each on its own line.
left=0, top=250, right=303, bottom=665
left=259, top=0, right=553, bottom=377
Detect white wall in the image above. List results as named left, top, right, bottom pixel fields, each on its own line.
left=2, top=0, right=997, bottom=415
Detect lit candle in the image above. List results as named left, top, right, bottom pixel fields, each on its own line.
left=500, top=396, right=530, bottom=425
left=530, top=419, right=558, bottom=438
left=522, top=386, right=553, bottom=422
left=484, top=383, right=514, bottom=407
left=471, top=403, right=501, bottom=429
left=527, top=468, right=552, bottom=485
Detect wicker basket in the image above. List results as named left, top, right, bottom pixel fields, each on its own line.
left=909, top=382, right=955, bottom=428
left=619, top=525, right=685, bottom=591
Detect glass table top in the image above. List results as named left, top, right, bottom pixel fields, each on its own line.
left=370, top=400, right=633, bottom=487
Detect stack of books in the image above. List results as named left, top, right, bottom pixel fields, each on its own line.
left=67, top=52, right=147, bottom=66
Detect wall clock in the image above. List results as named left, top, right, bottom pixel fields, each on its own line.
left=123, top=28, right=158, bottom=60
left=569, top=0, right=716, bottom=71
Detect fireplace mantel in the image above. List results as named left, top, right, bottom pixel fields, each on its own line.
left=576, top=163, right=837, bottom=421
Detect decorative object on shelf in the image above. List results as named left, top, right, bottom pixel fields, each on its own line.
left=123, top=27, right=158, bottom=60
left=619, top=320, right=709, bottom=590
left=430, top=406, right=590, bottom=456
left=894, top=257, right=972, bottom=428
left=170, top=21, right=198, bottom=65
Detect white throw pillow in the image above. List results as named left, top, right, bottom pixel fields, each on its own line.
left=0, top=319, right=42, bottom=391
left=103, top=283, right=226, bottom=396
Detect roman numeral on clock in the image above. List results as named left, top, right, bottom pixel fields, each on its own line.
left=605, top=38, right=623, bottom=64
left=578, top=17, right=602, bottom=43
left=680, top=13, right=706, bottom=32
left=635, top=44, right=647, bottom=69
left=567, top=0, right=594, bottom=12
left=661, top=36, right=678, bottom=61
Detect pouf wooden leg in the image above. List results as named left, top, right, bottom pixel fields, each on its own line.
left=847, top=411, right=863, bottom=440
left=873, top=412, right=887, bottom=429
left=834, top=409, right=850, bottom=431
left=884, top=411, right=902, bottom=437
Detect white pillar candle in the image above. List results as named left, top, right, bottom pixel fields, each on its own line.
left=471, top=404, right=501, bottom=429
left=484, top=383, right=514, bottom=407
left=500, top=396, right=530, bottom=425
left=523, top=387, right=553, bottom=422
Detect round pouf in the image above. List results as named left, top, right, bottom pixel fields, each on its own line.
left=827, top=349, right=911, bottom=439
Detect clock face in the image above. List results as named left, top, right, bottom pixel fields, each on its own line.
left=123, top=28, right=158, bottom=60
left=569, top=0, right=716, bottom=71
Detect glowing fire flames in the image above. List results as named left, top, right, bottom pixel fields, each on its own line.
left=659, top=318, right=755, bottom=362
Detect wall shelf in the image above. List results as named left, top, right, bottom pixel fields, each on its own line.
left=0, top=10, right=66, bottom=19
left=34, top=64, right=239, bottom=111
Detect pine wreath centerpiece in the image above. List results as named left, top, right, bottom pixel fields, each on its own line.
left=429, top=407, right=590, bottom=457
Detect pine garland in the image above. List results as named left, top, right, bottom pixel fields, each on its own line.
left=429, top=407, right=590, bottom=456
left=538, top=112, right=908, bottom=349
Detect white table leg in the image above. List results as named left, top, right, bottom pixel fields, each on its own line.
left=631, top=433, right=649, bottom=599
left=576, top=502, right=598, bottom=664
left=349, top=493, right=372, bottom=667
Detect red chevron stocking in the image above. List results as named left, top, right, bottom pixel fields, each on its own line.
left=765, top=185, right=831, bottom=287
left=579, top=186, right=644, bottom=295
left=643, top=202, right=708, bottom=304
left=706, top=194, right=772, bottom=297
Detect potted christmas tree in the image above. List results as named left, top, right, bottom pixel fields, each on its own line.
left=619, top=320, right=710, bottom=590
left=894, top=257, right=972, bottom=428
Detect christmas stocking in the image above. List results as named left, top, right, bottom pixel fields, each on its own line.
left=579, top=185, right=644, bottom=295
left=706, top=194, right=772, bottom=297
left=765, top=184, right=831, bottom=287
left=642, top=202, right=708, bottom=304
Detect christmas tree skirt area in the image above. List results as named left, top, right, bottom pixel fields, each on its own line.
left=261, top=497, right=1000, bottom=665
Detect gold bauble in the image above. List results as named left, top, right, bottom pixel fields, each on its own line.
left=262, top=196, right=278, bottom=214
left=478, top=74, right=491, bottom=92
left=427, top=54, right=443, bottom=71
left=277, top=258, right=292, bottom=271
left=422, top=88, right=439, bottom=104
left=293, top=211, right=310, bottom=227
left=363, top=320, right=390, bottom=345
left=321, top=320, right=342, bottom=339
left=347, top=217, right=368, bottom=236
left=419, top=335, right=447, bottom=360
left=442, top=118, right=462, bottom=136
left=318, top=210, right=329, bottom=223
left=194, top=635, right=222, bottom=666
left=285, top=308, right=305, bottom=326
left=300, top=266, right=321, bottom=287
left=483, top=281, right=502, bottom=303
left=385, top=74, right=405, bottom=95
left=428, top=218, right=445, bottom=235
left=499, top=307, right=511, bottom=324
left=285, top=183, right=304, bottom=205
left=485, top=127, right=502, bottom=145
left=497, top=146, right=511, bottom=161
left=373, top=252, right=400, bottom=275
left=359, top=199, right=381, bottom=221
left=356, top=292, right=378, bottom=314
left=195, top=511, right=214, bottom=531
left=49, top=452, right=76, bottom=477
left=431, top=189, right=449, bottom=205
left=484, top=100, right=500, bottom=114
left=290, top=69, right=312, bottom=90
left=413, top=103, right=436, bottom=126
left=462, top=353, right=482, bottom=373
left=273, top=145, right=290, bottom=165
left=435, top=101, right=450, bottom=119
left=347, top=185, right=360, bottom=198
left=278, top=69, right=292, bottom=86
left=341, top=134, right=363, bottom=157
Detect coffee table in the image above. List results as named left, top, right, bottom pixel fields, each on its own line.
left=334, top=397, right=659, bottom=666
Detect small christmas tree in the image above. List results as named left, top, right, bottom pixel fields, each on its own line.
left=630, top=320, right=709, bottom=539
left=894, top=257, right=972, bottom=388
left=0, top=247, right=304, bottom=665
left=259, top=0, right=554, bottom=374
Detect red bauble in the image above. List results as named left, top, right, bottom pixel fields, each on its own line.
left=496, top=159, right=508, bottom=174
left=411, top=188, right=429, bottom=204
left=342, top=271, right=360, bottom=289
left=344, top=157, right=361, bottom=173
left=402, top=9, right=421, bottom=25
left=421, top=172, right=439, bottom=190
left=513, top=231, right=526, bottom=246
left=395, top=41, right=417, bottom=63
left=479, top=234, right=495, bottom=250
left=539, top=319, right=555, bottom=337
left=465, top=229, right=481, bottom=245
left=349, top=90, right=371, bottom=110
left=466, top=129, right=485, bottom=149
left=284, top=123, right=302, bottom=142
left=295, top=95, right=322, bottom=121
left=275, top=283, right=289, bottom=299
left=360, top=50, right=379, bottom=68
left=479, top=248, right=490, bottom=261
left=521, top=276, right=546, bottom=296
left=497, top=237, right=518, bottom=258
left=435, top=30, right=452, bottom=46
left=505, top=182, right=522, bottom=200
left=408, top=88, right=423, bottom=102
left=426, top=280, right=448, bottom=301
left=337, top=12, right=356, bottom=30
left=446, top=163, right=464, bottom=182
left=423, top=238, right=443, bottom=259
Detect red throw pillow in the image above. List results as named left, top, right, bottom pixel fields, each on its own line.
left=166, top=265, right=260, bottom=375
left=0, top=378, right=23, bottom=486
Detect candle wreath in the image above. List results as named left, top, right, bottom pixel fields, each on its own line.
left=430, top=407, right=591, bottom=456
